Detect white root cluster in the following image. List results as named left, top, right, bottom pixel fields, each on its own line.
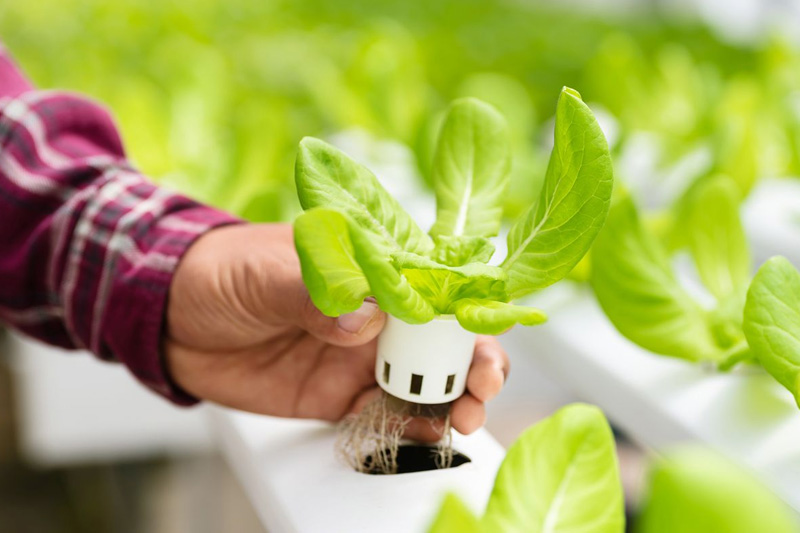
left=336, top=391, right=454, bottom=475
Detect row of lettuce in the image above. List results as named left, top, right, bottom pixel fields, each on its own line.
left=4, top=0, right=800, bottom=222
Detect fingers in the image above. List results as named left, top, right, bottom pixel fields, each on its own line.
left=290, top=294, right=387, bottom=347
left=451, top=393, right=487, bottom=435
left=466, top=336, right=509, bottom=403
left=229, top=224, right=386, bottom=347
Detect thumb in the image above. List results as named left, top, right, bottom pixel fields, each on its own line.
left=294, top=296, right=386, bottom=346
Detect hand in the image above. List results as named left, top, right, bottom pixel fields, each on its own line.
left=165, top=224, right=510, bottom=440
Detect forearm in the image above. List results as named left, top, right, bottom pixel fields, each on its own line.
left=0, top=44, right=242, bottom=404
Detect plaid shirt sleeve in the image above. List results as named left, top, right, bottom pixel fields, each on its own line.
left=0, top=43, right=243, bottom=405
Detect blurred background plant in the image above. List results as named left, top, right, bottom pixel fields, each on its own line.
left=4, top=0, right=800, bottom=224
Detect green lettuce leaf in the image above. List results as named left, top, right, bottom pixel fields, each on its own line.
left=392, top=252, right=508, bottom=313
left=294, top=208, right=370, bottom=316
left=295, top=137, right=433, bottom=254
left=482, top=403, right=624, bottom=533
left=707, top=287, right=748, bottom=352
left=428, top=404, right=624, bottom=533
left=429, top=98, right=511, bottom=239
left=431, top=234, right=496, bottom=266
left=638, top=448, right=798, bottom=533
left=712, top=80, right=760, bottom=197
left=685, top=176, right=751, bottom=301
left=744, top=256, right=800, bottom=407
left=346, top=214, right=436, bottom=324
left=428, top=494, right=483, bottom=533
left=502, top=87, right=613, bottom=299
left=293, top=93, right=610, bottom=333
left=390, top=251, right=506, bottom=278
left=591, top=195, right=722, bottom=362
left=400, top=269, right=505, bottom=314
left=453, top=299, right=547, bottom=335
left=295, top=208, right=434, bottom=324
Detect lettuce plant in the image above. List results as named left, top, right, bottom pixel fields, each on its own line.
left=428, top=404, right=625, bottom=533
left=744, top=256, right=800, bottom=407
left=293, top=88, right=613, bottom=334
left=638, top=447, right=798, bottom=533
left=591, top=176, right=752, bottom=365
left=592, top=175, right=800, bottom=407
left=428, top=404, right=797, bottom=533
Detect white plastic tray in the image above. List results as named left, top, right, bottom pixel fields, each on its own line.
left=8, top=333, right=212, bottom=465
left=208, top=406, right=505, bottom=533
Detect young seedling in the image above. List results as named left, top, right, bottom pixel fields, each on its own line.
left=744, top=256, right=800, bottom=408
left=593, top=175, right=800, bottom=409
left=638, top=447, right=798, bottom=533
left=428, top=404, right=797, bottom=533
left=293, top=88, right=613, bottom=473
left=427, top=403, right=625, bottom=533
left=591, top=176, right=752, bottom=367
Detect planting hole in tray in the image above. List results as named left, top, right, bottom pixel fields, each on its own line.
left=362, top=445, right=471, bottom=475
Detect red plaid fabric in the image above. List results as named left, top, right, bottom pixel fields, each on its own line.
left=0, top=43, right=242, bottom=405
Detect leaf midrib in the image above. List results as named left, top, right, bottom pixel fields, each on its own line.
left=502, top=128, right=599, bottom=270
left=453, top=169, right=473, bottom=236
left=542, top=460, right=577, bottom=533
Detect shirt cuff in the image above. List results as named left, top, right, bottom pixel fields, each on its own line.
left=100, top=202, right=243, bottom=406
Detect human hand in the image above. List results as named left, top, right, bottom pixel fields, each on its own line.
left=165, top=224, right=509, bottom=440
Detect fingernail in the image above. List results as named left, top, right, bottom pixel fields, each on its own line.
left=338, top=301, right=379, bottom=333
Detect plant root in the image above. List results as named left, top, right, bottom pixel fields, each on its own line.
left=337, top=391, right=409, bottom=474
left=433, top=413, right=454, bottom=469
left=336, top=391, right=455, bottom=474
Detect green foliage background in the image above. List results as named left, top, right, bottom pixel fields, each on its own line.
left=3, top=0, right=799, bottom=222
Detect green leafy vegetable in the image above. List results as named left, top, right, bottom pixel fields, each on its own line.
left=744, top=256, right=800, bottom=407
left=347, top=215, right=437, bottom=324
left=428, top=403, right=625, bottom=533
left=293, top=208, right=370, bottom=316
left=429, top=98, right=511, bottom=239
left=482, top=403, right=624, bottom=533
left=395, top=260, right=507, bottom=315
left=430, top=404, right=799, bottom=533
left=591, top=194, right=722, bottom=362
left=14, top=0, right=800, bottom=227
left=296, top=136, right=434, bottom=255
left=685, top=177, right=750, bottom=300
left=295, top=208, right=435, bottom=324
left=638, top=448, right=798, bottom=533
left=431, top=235, right=496, bottom=266
left=453, top=299, right=547, bottom=335
left=502, top=88, right=614, bottom=299
left=294, top=92, right=612, bottom=333
left=428, top=494, right=482, bottom=533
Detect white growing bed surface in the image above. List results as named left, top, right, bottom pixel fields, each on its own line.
left=208, top=407, right=505, bottom=533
